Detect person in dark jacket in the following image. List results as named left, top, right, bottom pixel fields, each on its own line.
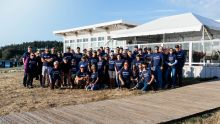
left=50, top=61, right=62, bottom=89
left=24, top=53, right=37, bottom=88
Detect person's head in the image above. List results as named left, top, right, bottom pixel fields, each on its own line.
left=81, top=56, right=86, bottom=62
left=104, top=54, right=108, bottom=60
left=45, top=47, right=49, bottom=53
left=154, top=46, right=159, bottom=53
left=147, top=47, right=151, bottom=54
left=136, top=54, right=141, bottom=61
left=63, top=57, right=68, bottom=63
left=71, top=59, right=76, bottom=65
left=54, top=61, right=59, bottom=68
left=28, top=46, right=32, bottom=53
left=128, top=51, right=132, bottom=57
left=66, top=47, right=71, bottom=52
left=57, top=52, right=62, bottom=57
left=117, top=54, right=121, bottom=60
left=80, top=65, right=85, bottom=72
left=35, top=51, right=40, bottom=57
left=77, top=47, right=80, bottom=53
left=169, top=48, right=174, bottom=54
left=119, top=47, right=123, bottom=53
left=100, top=47, right=104, bottom=51
left=93, top=51, right=97, bottom=57
left=179, top=44, right=182, bottom=50
left=175, top=45, right=180, bottom=52
left=134, top=46, right=138, bottom=51
left=159, top=46, right=163, bottom=53
left=142, top=63, right=147, bottom=69
left=138, top=48, right=142, bottom=54
left=110, top=53, right=114, bottom=59
left=132, top=64, right=137, bottom=70
left=91, top=64, right=96, bottom=72
left=123, top=61, right=129, bottom=69
left=105, top=47, right=110, bottom=53
left=51, top=47, right=55, bottom=54
left=138, top=63, right=142, bottom=70
left=30, top=53, right=35, bottom=59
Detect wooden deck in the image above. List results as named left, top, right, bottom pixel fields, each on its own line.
left=1, top=80, right=220, bottom=124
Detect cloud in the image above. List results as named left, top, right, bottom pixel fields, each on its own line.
left=167, top=0, right=220, bottom=19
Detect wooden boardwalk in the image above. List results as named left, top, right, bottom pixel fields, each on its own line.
left=1, top=80, right=220, bottom=124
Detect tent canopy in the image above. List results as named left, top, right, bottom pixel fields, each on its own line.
left=112, top=13, right=220, bottom=39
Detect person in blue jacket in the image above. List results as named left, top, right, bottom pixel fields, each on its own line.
left=152, top=46, right=164, bottom=90
left=175, top=45, right=186, bottom=87
left=165, top=48, right=178, bottom=88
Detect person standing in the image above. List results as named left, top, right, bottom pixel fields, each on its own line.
left=152, top=46, right=164, bottom=90
left=41, top=47, right=53, bottom=87
left=22, top=46, right=32, bottom=87
left=175, top=45, right=186, bottom=87
left=115, top=54, right=125, bottom=89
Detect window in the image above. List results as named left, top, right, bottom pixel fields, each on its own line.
left=83, top=38, right=88, bottom=42
left=98, top=37, right=104, bottom=41
left=65, top=40, right=69, bottom=43
left=192, top=42, right=205, bottom=63
left=77, top=39, right=82, bottom=43
left=91, top=37, right=97, bottom=42
left=70, top=40, right=75, bottom=43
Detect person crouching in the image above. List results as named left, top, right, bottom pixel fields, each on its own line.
left=86, top=64, right=100, bottom=91
left=75, top=65, right=89, bottom=89
left=119, top=61, right=133, bottom=89
left=50, top=61, right=62, bottom=89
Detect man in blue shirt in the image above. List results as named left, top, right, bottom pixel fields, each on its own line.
left=41, top=47, right=53, bottom=87
left=115, top=54, right=125, bottom=88
left=152, top=46, right=164, bottom=89
left=108, top=53, right=116, bottom=88
left=165, top=48, right=178, bottom=88
left=63, top=47, right=74, bottom=65
left=74, top=47, right=83, bottom=65
left=175, top=45, right=186, bottom=87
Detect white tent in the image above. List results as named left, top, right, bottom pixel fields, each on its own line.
left=112, top=13, right=220, bottom=39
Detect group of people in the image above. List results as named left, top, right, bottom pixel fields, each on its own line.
left=22, top=44, right=185, bottom=92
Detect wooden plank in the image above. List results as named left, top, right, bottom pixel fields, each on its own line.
left=1, top=81, right=220, bottom=124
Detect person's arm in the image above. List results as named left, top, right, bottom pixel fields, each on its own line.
left=148, top=72, right=155, bottom=85
left=172, top=60, right=178, bottom=66
left=94, top=77, right=99, bottom=84
left=119, top=74, right=125, bottom=86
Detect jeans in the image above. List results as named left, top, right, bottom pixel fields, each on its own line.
left=136, top=80, right=149, bottom=91
left=23, top=72, right=28, bottom=87
left=153, top=66, right=163, bottom=89
left=166, top=67, right=176, bottom=87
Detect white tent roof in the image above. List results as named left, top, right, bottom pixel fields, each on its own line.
left=112, top=13, right=220, bottom=39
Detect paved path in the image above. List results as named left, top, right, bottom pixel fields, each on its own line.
left=1, top=80, right=220, bottom=124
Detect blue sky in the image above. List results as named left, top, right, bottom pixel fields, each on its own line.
left=0, top=0, right=220, bottom=46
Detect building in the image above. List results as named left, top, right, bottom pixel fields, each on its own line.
left=54, top=13, right=220, bottom=78
left=53, top=20, right=137, bottom=52
left=112, top=13, right=220, bottom=78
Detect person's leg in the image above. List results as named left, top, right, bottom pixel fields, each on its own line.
left=157, top=67, right=163, bottom=89
left=23, top=72, right=28, bottom=87
left=26, top=73, right=31, bottom=87
left=41, top=66, right=46, bottom=87
left=50, top=78, right=55, bottom=89
left=153, top=70, right=159, bottom=89
left=171, top=67, right=177, bottom=87
left=165, top=68, right=171, bottom=89
left=115, top=72, right=120, bottom=88
left=92, top=83, right=100, bottom=90
left=177, top=67, right=183, bottom=87
left=141, top=80, right=149, bottom=91
left=29, top=73, right=34, bottom=87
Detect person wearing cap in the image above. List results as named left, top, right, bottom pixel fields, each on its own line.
left=50, top=61, right=62, bottom=89
left=152, top=46, right=164, bottom=90
left=74, top=47, right=83, bottom=65
left=108, top=53, right=116, bottom=88
left=63, top=47, right=74, bottom=65
left=119, top=61, right=133, bottom=89
left=41, top=47, right=53, bottom=87
left=22, top=46, right=32, bottom=87
left=165, top=48, right=178, bottom=88
left=86, top=64, right=101, bottom=90
left=75, top=64, right=89, bottom=89
left=60, top=57, right=71, bottom=88
left=115, top=54, right=125, bottom=89
left=175, top=45, right=186, bottom=87
left=70, top=59, right=78, bottom=88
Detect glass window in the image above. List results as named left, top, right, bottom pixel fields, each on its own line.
left=70, top=40, right=75, bottom=43
left=192, top=42, right=205, bottom=63
left=204, top=41, right=220, bottom=63
left=65, top=40, right=69, bottom=43
left=98, top=37, right=104, bottom=41
left=83, top=38, right=88, bottom=42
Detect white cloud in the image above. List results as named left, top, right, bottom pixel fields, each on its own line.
left=167, top=0, right=220, bottom=19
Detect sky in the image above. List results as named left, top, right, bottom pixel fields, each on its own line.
left=0, top=0, right=220, bottom=46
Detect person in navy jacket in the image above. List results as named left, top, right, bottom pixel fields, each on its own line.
left=165, top=48, right=178, bottom=88
left=152, top=46, right=164, bottom=90
left=175, top=45, right=186, bottom=87
left=119, top=61, right=133, bottom=89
